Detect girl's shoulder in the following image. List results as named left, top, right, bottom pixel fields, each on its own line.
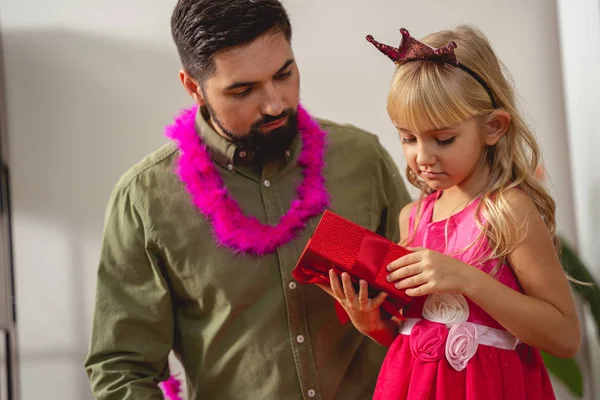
left=399, top=200, right=418, bottom=234
left=480, top=188, right=539, bottom=221
left=399, top=192, right=438, bottom=244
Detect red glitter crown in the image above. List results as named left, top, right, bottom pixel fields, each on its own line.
left=366, top=28, right=458, bottom=66
left=366, top=28, right=500, bottom=108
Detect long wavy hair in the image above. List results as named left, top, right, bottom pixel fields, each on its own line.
left=388, top=26, right=558, bottom=272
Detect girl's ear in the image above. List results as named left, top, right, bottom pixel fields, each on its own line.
left=484, top=110, right=512, bottom=146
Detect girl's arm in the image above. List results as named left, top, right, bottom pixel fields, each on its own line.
left=463, top=191, right=580, bottom=358
left=391, top=191, right=580, bottom=357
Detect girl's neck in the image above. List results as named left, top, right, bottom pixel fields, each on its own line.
left=438, top=163, right=490, bottom=207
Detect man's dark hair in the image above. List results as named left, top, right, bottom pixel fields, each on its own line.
left=171, top=0, right=292, bottom=82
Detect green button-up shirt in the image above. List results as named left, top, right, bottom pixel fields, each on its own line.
left=85, top=108, right=411, bottom=399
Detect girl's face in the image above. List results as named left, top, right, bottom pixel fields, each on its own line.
left=397, top=118, right=490, bottom=195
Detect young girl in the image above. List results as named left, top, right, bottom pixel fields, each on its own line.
left=324, top=26, right=581, bottom=399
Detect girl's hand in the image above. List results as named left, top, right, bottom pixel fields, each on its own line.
left=387, top=247, right=480, bottom=297
left=318, top=269, right=388, bottom=334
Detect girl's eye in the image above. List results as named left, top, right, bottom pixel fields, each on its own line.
left=436, top=137, right=456, bottom=146
left=401, top=137, right=416, bottom=144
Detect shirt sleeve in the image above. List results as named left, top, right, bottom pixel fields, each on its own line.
left=85, top=182, right=173, bottom=399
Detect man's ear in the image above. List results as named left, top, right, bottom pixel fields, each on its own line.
left=484, top=110, right=511, bottom=146
left=179, top=69, right=206, bottom=106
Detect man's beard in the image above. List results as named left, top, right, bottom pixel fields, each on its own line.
left=204, top=99, right=298, bottom=164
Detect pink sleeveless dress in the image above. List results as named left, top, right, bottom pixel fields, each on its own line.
left=373, top=192, right=555, bottom=400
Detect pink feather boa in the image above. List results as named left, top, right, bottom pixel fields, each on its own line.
left=165, top=104, right=329, bottom=256
left=161, top=104, right=329, bottom=398
left=161, top=375, right=183, bottom=400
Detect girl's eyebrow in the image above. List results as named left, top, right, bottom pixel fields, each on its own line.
left=396, top=126, right=455, bottom=134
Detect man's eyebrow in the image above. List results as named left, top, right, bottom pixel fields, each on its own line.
left=224, top=59, right=295, bottom=91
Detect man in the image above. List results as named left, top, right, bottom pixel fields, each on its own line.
left=85, top=0, right=411, bottom=399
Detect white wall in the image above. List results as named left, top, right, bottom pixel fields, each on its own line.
left=0, top=0, right=589, bottom=399
left=0, top=1, right=189, bottom=398
left=557, top=0, right=600, bottom=398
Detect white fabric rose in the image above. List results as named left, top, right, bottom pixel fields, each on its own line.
left=445, top=322, right=479, bottom=371
left=422, top=293, right=469, bottom=328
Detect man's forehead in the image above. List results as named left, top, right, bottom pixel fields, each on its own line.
left=210, top=34, right=294, bottom=84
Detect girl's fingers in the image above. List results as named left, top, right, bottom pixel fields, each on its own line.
left=405, top=282, right=433, bottom=297
left=387, top=264, right=421, bottom=283
left=387, top=252, right=422, bottom=272
left=394, top=272, right=428, bottom=290
left=358, top=280, right=369, bottom=306
left=329, top=269, right=345, bottom=299
left=372, top=291, right=389, bottom=308
left=341, top=272, right=357, bottom=303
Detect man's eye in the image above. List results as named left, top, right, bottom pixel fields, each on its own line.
left=232, top=88, right=252, bottom=98
left=275, top=71, right=293, bottom=80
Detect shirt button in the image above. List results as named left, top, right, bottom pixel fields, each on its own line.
left=227, top=164, right=234, bottom=171
left=285, top=150, right=291, bottom=157
left=263, top=180, right=271, bottom=188
left=288, top=281, right=297, bottom=290
left=308, top=389, right=316, bottom=398
left=296, top=335, right=305, bottom=344
left=239, top=151, right=247, bottom=158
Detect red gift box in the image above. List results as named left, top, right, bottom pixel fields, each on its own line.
left=293, top=210, right=412, bottom=323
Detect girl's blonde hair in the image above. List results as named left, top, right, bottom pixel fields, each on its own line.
left=388, top=26, right=558, bottom=270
